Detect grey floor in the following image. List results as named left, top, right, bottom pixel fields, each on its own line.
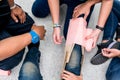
left=0, top=0, right=111, bottom=80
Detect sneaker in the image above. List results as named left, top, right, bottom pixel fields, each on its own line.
left=91, top=40, right=120, bottom=65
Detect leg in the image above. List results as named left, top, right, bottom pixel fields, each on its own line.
left=64, top=1, right=94, bottom=75
left=32, top=0, right=50, bottom=18
left=19, top=47, right=42, bottom=80
left=106, top=57, right=120, bottom=80
left=65, top=44, right=82, bottom=75
left=103, top=12, right=119, bottom=41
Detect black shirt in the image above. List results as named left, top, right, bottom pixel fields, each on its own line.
left=0, top=0, right=10, bottom=30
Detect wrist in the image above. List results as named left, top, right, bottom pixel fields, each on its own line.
left=10, top=3, right=17, bottom=10
left=53, top=23, right=61, bottom=28
left=96, top=25, right=104, bottom=31
left=29, top=30, right=40, bottom=44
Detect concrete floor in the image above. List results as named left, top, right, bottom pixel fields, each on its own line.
left=0, top=0, right=111, bottom=80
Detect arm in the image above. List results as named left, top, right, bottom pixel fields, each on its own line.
left=97, top=0, right=113, bottom=28
left=86, top=0, right=113, bottom=47
left=0, top=33, right=31, bottom=61
left=48, top=0, right=63, bottom=44
left=48, top=0, right=60, bottom=24
left=0, top=26, right=46, bottom=61
left=73, top=0, right=101, bottom=19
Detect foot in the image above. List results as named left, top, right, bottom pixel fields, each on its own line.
left=91, top=40, right=120, bottom=65
left=0, top=69, right=11, bottom=76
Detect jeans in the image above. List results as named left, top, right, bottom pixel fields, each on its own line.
left=104, top=0, right=120, bottom=80
left=32, top=0, right=94, bottom=75
left=19, top=47, right=43, bottom=80
left=103, top=0, right=120, bottom=40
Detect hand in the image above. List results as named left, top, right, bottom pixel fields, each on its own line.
left=11, top=5, right=26, bottom=23
left=61, top=70, right=83, bottom=80
left=53, top=27, right=63, bottom=44
left=102, top=48, right=120, bottom=58
left=32, top=25, right=46, bottom=40
left=86, top=29, right=101, bottom=48
left=73, top=2, right=91, bottom=19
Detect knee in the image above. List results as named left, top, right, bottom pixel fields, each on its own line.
left=32, top=0, right=49, bottom=18
left=20, top=62, right=39, bottom=77
left=67, top=50, right=81, bottom=69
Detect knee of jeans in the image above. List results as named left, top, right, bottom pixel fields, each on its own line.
left=20, top=62, right=39, bottom=76
left=32, top=1, right=49, bottom=18
left=66, top=50, right=81, bottom=69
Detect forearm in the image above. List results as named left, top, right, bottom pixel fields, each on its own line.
left=86, top=0, right=101, bottom=6
left=97, top=0, right=113, bottom=28
left=48, top=0, right=60, bottom=24
left=8, top=0, right=14, bottom=7
left=0, top=33, right=31, bottom=61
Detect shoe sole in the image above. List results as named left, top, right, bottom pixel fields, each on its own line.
left=91, top=41, right=119, bottom=65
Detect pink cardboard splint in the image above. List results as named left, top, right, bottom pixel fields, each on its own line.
left=64, top=17, right=94, bottom=65
left=62, top=17, right=94, bottom=79
left=0, top=69, right=11, bottom=76
left=66, top=17, right=94, bottom=52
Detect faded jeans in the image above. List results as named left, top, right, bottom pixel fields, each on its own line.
left=19, top=47, right=42, bottom=80
left=105, top=0, right=120, bottom=80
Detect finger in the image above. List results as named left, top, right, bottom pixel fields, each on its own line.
left=102, top=49, right=111, bottom=58
left=84, top=14, right=88, bottom=20
left=73, top=11, right=79, bottom=18
left=57, top=35, right=62, bottom=44
left=92, top=42, right=96, bottom=48
left=62, top=76, right=69, bottom=80
left=11, top=14, right=18, bottom=23
left=53, top=35, right=58, bottom=44
left=21, top=12, right=26, bottom=23
left=18, top=14, right=23, bottom=23
left=63, top=70, right=73, bottom=76
left=72, top=12, right=76, bottom=18
left=53, top=35, right=61, bottom=44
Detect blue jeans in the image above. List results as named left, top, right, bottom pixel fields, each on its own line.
left=32, top=0, right=94, bottom=75
left=0, top=13, right=42, bottom=80
left=104, top=0, right=120, bottom=80
left=19, top=47, right=42, bottom=80
left=103, top=0, right=120, bottom=40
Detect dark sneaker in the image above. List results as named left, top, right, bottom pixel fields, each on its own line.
left=91, top=40, right=120, bottom=65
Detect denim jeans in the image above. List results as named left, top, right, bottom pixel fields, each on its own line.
left=19, top=47, right=43, bottom=80
left=104, top=0, right=120, bottom=80
left=32, top=0, right=94, bottom=75
left=103, top=0, right=120, bottom=40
